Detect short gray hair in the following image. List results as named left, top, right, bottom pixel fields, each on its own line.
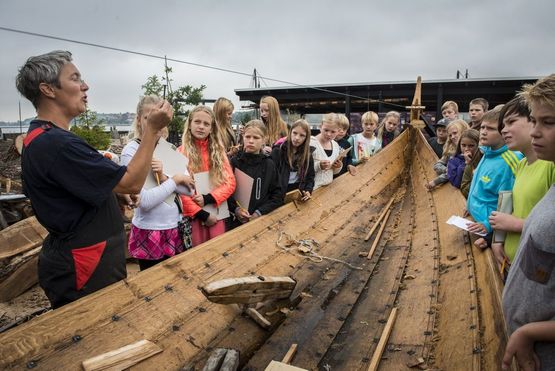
left=15, top=50, right=73, bottom=108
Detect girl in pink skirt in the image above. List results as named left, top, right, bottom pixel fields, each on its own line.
left=121, top=95, right=194, bottom=270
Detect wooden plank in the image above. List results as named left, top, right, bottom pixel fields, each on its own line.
left=0, top=216, right=47, bottom=260
left=281, top=343, right=298, bottom=364
left=201, top=276, right=296, bottom=304
left=0, top=253, right=38, bottom=301
left=367, top=209, right=391, bottom=259
left=284, top=190, right=302, bottom=204
left=81, top=339, right=162, bottom=371
left=265, top=360, right=308, bottom=371
left=413, top=131, right=481, bottom=370
left=364, top=195, right=395, bottom=241
left=367, top=307, right=398, bottom=371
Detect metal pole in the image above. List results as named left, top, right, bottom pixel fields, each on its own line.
left=19, top=101, right=22, bottom=134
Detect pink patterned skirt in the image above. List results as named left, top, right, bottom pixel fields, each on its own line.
left=128, top=225, right=184, bottom=260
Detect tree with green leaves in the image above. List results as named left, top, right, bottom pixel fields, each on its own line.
left=142, top=65, right=205, bottom=144
left=71, top=108, right=111, bottom=150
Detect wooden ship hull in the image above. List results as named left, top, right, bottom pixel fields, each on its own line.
left=0, top=127, right=511, bottom=370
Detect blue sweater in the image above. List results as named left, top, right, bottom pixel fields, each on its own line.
left=467, top=145, right=522, bottom=233
left=447, top=154, right=466, bottom=188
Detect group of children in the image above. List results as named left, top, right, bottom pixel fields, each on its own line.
left=425, top=78, right=555, bottom=370
left=122, top=97, right=403, bottom=270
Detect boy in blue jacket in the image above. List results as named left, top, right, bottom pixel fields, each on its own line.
left=466, top=108, right=523, bottom=247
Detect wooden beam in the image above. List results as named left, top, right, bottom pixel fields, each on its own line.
left=281, top=343, right=298, bottom=364
left=367, top=209, right=392, bottom=260
left=0, top=253, right=39, bottom=301
left=364, top=196, right=395, bottom=242
left=284, top=190, right=302, bottom=204
left=81, top=339, right=162, bottom=371
left=202, top=276, right=296, bottom=305
left=367, top=307, right=398, bottom=371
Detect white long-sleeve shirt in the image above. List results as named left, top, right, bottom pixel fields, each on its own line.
left=120, top=140, right=180, bottom=230
left=310, top=136, right=342, bottom=190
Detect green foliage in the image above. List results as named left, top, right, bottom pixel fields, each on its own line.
left=71, top=108, right=111, bottom=150
left=141, top=65, right=205, bottom=140
left=239, top=112, right=253, bottom=125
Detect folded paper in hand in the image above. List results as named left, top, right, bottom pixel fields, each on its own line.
left=446, top=215, right=488, bottom=236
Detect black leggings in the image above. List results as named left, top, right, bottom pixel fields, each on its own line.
left=138, top=256, right=169, bottom=271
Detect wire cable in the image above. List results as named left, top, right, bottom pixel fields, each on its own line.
left=1, top=26, right=407, bottom=109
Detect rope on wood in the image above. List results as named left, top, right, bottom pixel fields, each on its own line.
left=276, top=231, right=363, bottom=271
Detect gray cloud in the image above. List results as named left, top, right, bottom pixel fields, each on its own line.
left=1, top=0, right=554, bottom=121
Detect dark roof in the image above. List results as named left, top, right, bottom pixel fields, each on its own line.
left=235, top=76, right=539, bottom=114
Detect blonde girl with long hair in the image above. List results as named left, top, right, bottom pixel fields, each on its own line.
left=271, top=119, right=315, bottom=201
left=260, top=96, right=288, bottom=152
left=377, top=111, right=401, bottom=148
left=178, top=106, right=236, bottom=246
left=213, top=97, right=237, bottom=155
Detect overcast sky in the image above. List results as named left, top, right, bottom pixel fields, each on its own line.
left=1, top=0, right=554, bottom=122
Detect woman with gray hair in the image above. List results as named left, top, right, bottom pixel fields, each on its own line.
left=16, top=50, right=172, bottom=308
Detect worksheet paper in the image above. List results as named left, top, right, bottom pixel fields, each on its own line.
left=446, top=215, right=488, bottom=236
left=194, top=171, right=230, bottom=220
left=233, top=168, right=254, bottom=212
left=143, top=138, right=192, bottom=205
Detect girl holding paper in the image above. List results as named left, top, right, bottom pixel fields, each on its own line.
left=228, top=120, right=283, bottom=228
left=178, top=106, right=236, bottom=246
left=121, top=95, right=195, bottom=270
left=271, top=119, right=315, bottom=200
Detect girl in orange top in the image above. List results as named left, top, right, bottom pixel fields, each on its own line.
left=178, top=106, right=236, bottom=246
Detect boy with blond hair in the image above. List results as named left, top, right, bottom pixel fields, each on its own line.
left=348, top=111, right=381, bottom=165
left=502, top=74, right=555, bottom=371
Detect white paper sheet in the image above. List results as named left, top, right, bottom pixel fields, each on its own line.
left=194, top=171, right=230, bottom=220
left=446, top=215, right=488, bottom=236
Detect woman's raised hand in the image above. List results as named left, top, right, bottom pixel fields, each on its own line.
left=146, top=100, right=173, bottom=131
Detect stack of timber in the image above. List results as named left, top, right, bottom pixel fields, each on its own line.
left=0, top=216, right=47, bottom=302
left=0, top=128, right=512, bottom=370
